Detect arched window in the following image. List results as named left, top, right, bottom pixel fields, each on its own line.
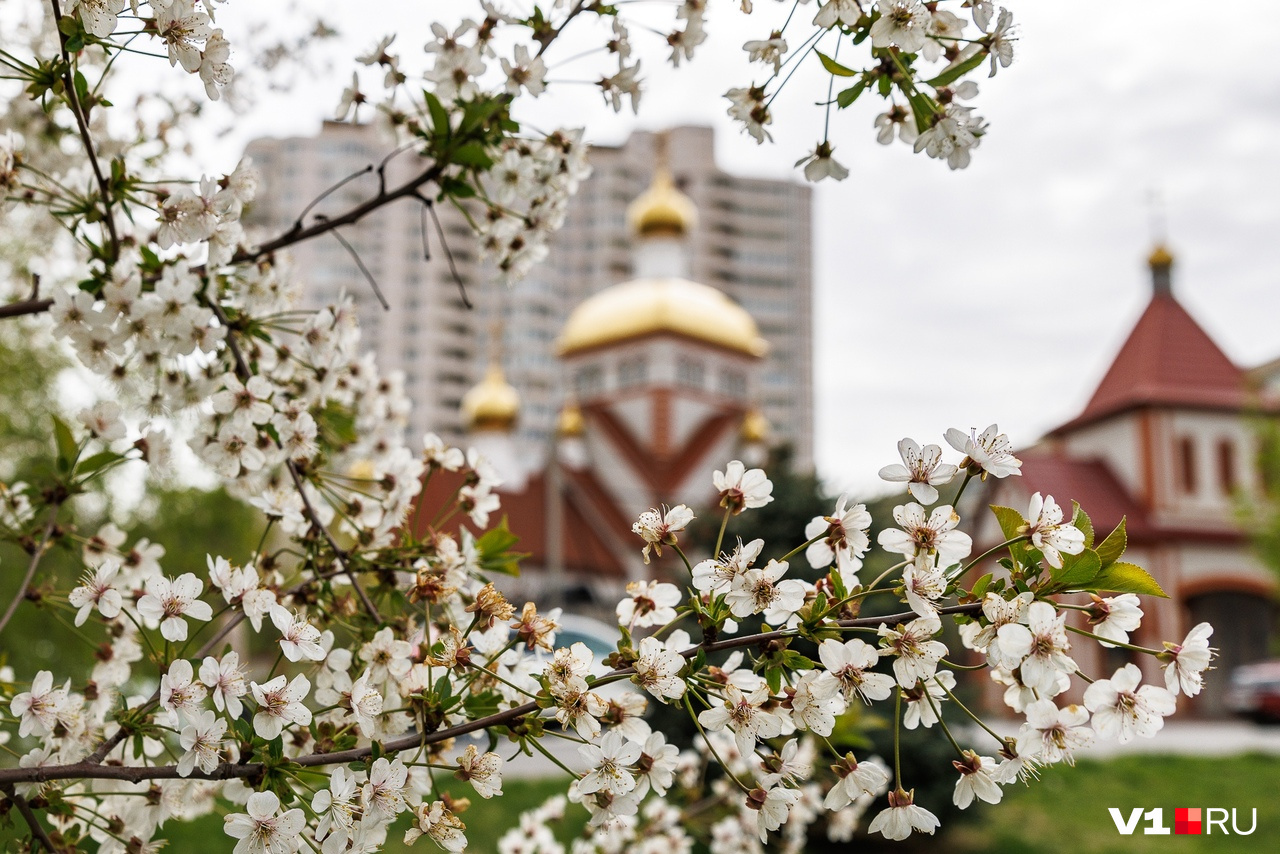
left=1178, top=437, right=1197, bottom=494
left=1217, top=440, right=1238, bottom=495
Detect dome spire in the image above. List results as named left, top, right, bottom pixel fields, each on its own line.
left=1145, top=188, right=1173, bottom=297
left=1148, top=243, right=1174, bottom=296
left=626, top=130, right=697, bottom=239
left=462, top=319, right=520, bottom=432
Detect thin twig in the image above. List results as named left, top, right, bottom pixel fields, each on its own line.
left=328, top=226, right=389, bottom=310
left=285, top=460, right=380, bottom=620
left=2, top=785, right=57, bottom=851
left=423, top=198, right=472, bottom=309
left=291, top=165, right=374, bottom=233
left=0, top=506, right=58, bottom=635
left=49, top=0, right=119, bottom=262
left=234, top=162, right=445, bottom=264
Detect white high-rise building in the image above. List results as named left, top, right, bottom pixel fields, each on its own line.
left=244, top=123, right=814, bottom=470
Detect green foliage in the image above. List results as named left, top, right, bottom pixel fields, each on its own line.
left=947, top=754, right=1280, bottom=854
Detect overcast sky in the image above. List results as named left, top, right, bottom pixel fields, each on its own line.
left=208, top=1, right=1280, bottom=497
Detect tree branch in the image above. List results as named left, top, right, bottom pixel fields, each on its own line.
left=0, top=603, right=982, bottom=785
left=0, top=506, right=59, bottom=636
left=50, top=0, right=120, bottom=263
left=2, top=784, right=58, bottom=851
left=0, top=297, right=54, bottom=319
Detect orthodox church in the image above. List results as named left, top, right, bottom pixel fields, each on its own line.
left=977, top=247, right=1277, bottom=715
left=418, top=156, right=773, bottom=609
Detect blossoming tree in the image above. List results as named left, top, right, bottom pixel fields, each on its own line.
left=0, top=1, right=1215, bottom=852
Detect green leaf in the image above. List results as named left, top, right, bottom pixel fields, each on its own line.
left=766, top=666, right=783, bottom=695
left=924, top=49, right=988, bottom=88
left=424, top=91, right=449, bottom=139
left=1049, top=549, right=1101, bottom=590
left=463, top=689, right=501, bottom=720
left=1095, top=518, right=1127, bottom=568
left=836, top=80, right=869, bottom=109
left=451, top=141, right=493, bottom=169
left=970, top=572, right=994, bottom=599
left=52, top=415, right=77, bottom=473
left=1071, top=501, right=1095, bottom=549
left=990, top=505, right=1026, bottom=542
left=817, top=51, right=858, bottom=77
left=77, top=450, right=122, bottom=477
left=781, top=651, right=815, bottom=672
left=1090, top=562, right=1168, bottom=598
left=906, top=91, right=937, bottom=134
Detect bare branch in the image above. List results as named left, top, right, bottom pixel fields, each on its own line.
left=0, top=297, right=54, bottom=319
left=422, top=198, right=473, bottom=309
left=49, top=0, right=120, bottom=263
left=2, top=785, right=58, bottom=851
left=328, top=226, right=389, bottom=311
left=0, top=506, right=59, bottom=636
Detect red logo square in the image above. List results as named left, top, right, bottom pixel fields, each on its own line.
left=1175, top=808, right=1202, bottom=835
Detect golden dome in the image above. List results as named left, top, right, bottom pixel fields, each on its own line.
left=1148, top=244, right=1174, bottom=269
left=461, top=363, right=519, bottom=431
left=557, top=277, right=768, bottom=358
left=556, top=401, right=585, bottom=437
left=741, top=408, right=770, bottom=444
left=626, top=168, right=697, bottom=238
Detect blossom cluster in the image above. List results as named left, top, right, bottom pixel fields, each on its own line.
left=0, top=1, right=1206, bottom=852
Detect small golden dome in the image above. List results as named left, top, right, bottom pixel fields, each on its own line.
left=741, top=408, right=770, bottom=444
left=1148, top=244, right=1174, bottom=269
left=461, top=363, right=519, bottom=432
left=626, top=168, right=697, bottom=238
left=557, top=277, right=768, bottom=358
left=556, top=401, right=585, bottom=437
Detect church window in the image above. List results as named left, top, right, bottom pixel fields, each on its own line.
left=617, top=358, right=648, bottom=388
left=575, top=365, right=604, bottom=396
left=1217, top=440, right=1238, bottom=494
left=677, top=357, right=705, bottom=388
left=1178, top=436, right=1197, bottom=494
left=719, top=368, right=747, bottom=399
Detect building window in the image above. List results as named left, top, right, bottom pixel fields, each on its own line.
left=617, top=358, right=648, bottom=389
left=1218, top=440, right=1238, bottom=494
left=677, top=357, right=705, bottom=388
left=575, top=365, right=604, bottom=397
left=1178, top=436, right=1197, bottom=494
left=719, top=368, right=747, bottom=399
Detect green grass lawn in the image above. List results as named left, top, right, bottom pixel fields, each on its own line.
left=947, top=753, right=1279, bottom=854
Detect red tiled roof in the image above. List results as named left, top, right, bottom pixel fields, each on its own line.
left=1008, top=453, right=1245, bottom=545
left=1012, top=453, right=1153, bottom=539
left=1057, top=294, right=1245, bottom=432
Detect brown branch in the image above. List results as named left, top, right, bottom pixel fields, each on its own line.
left=0, top=604, right=983, bottom=785
left=49, top=0, right=119, bottom=263
left=232, top=162, right=445, bottom=265
left=0, top=297, right=54, bottom=319
left=0, top=507, right=59, bottom=636
left=2, top=784, right=58, bottom=851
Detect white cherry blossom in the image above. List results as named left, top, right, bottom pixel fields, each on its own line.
left=136, top=573, right=213, bottom=642
left=878, top=438, right=958, bottom=505
left=1162, top=622, right=1215, bottom=696
left=223, top=791, right=305, bottom=854
left=1084, top=663, right=1176, bottom=743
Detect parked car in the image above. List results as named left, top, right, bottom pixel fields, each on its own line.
left=1225, top=661, right=1280, bottom=723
